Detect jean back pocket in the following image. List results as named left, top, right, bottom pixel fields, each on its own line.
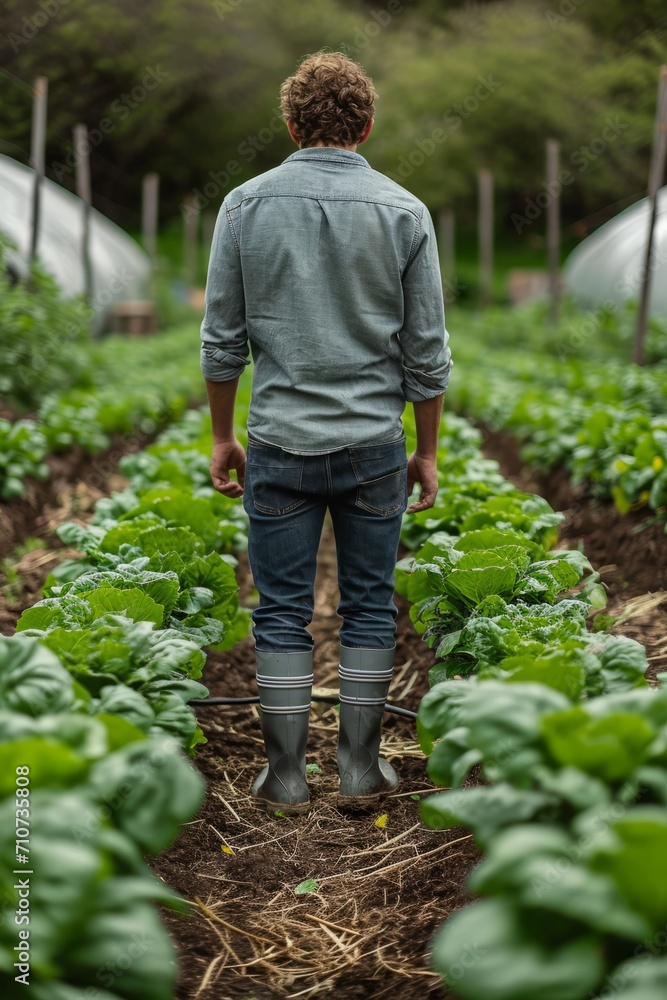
left=349, top=438, right=408, bottom=517
left=246, top=443, right=306, bottom=516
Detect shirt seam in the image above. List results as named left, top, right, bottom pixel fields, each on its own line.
left=231, top=191, right=421, bottom=220
left=283, top=153, right=370, bottom=168
left=225, top=205, right=240, bottom=256
left=406, top=206, right=424, bottom=267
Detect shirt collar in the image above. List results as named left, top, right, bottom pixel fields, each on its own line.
left=283, top=146, right=371, bottom=168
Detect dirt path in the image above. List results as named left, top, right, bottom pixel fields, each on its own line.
left=0, top=439, right=133, bottom=562
left=0, top=425, right=171, bottom=634
left=152, top=521, right=480, bottom=1000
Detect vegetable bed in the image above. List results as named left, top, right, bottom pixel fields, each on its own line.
left=0, top=323, right=210, bottom=502
left=444, top=303, right=667, bottom=526
left=1, top=381, right=665, bottom=998
left=0, top=408, right=251, bottom=999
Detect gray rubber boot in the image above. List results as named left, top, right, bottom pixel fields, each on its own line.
left=337, top=644, right=399, bottom=807
left=250, top=649, right=313, bottom=815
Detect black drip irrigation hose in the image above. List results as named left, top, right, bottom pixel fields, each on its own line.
left=188, top=694, right=418, bottom=720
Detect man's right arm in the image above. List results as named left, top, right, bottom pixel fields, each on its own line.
left=398, top=205, right=452, bottom=511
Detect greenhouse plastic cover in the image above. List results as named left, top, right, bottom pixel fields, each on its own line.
left=563, top=187, right=667, bottom=317
left=0, top=152, right=150, bottom=333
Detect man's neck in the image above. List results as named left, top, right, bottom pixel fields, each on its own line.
left=304, top=141, right=358, bottom=152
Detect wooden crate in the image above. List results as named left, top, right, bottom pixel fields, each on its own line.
left=108, top=300, right=157, bottom=335
left=507, top=269, right=552, bottom=306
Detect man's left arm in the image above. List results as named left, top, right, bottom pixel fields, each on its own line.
left=398, top=205, right=453, bottom=510
left=200, top=199, right=249, bottom=497
left=398, top=205, right=453, bottom=405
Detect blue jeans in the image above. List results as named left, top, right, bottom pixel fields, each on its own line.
left=242, top=434, right=409, bottom=652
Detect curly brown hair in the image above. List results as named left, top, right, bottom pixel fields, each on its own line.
left=279, top=51, right=377, bottom=148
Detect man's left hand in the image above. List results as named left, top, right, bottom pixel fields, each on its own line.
left=406, top=452, right=439, bottom=513
left=210, top=438, right=246, bottom=497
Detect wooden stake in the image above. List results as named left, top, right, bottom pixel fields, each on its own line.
left=74, top=123, right=93, bottom=306
left=202, top=211, right=216, bottom=266
left=29, top=76, right=48, bottom=266
left=478, top=169, right=493, bottom=307
left=546, top=138, right=561, bottom=324
left=183, top=193, right=199, bottom=291
left=142, top=172, right=159, bottom=291
left=438, top=207, right=455, bottom=300
left=634, top=65, right=667, bottom=366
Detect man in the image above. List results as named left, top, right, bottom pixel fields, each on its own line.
left=200, top=51, right=452, bottom=815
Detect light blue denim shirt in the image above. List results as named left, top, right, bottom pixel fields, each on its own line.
left=200, top=145, right=452, bottom=455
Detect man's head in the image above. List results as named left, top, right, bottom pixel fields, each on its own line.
left=280, top=51, right=377, bottom=151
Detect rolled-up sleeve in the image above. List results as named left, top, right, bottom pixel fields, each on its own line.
left=200, top=199, right=250, bottom=382
left=398, top=206, right=453, bottom=402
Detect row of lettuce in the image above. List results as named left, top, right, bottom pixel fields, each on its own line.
left=398, top=415, right=667, bottom=999
left=0, top=321, right=208, bottom=501
left=446, top=304, right=667, bottom=524
left=0, top=409, right=251, bottom=1000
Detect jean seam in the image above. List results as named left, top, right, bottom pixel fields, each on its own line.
left=355, top=493, right=405, bottom=516
left=349, top=455, right=408, bottom=486
left=348, top=437, right=407, bottom=471
left=247, top=437, right=283, bottom=450
left=355, top=499, right=404, bottom=516
left=247, top=462, right=302, bottom=469
left=252, top=498, right=309, bottom=515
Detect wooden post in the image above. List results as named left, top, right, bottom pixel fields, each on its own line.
left=183, top=193, right=199, bottom=292
left=634, top=65, right=667, bottom=366
left=142, top=172, right=159, bottom=292
left=438, top=207, right=455, bottom=299
left=74, top=123, right=93, bottom=306
left=478, top=169, right=493, bottom=307
left=202, top=211, right=216, bottom=266
left=546, top=138, right=561, bottom=324
left=29, top=76, right=48, bottom=266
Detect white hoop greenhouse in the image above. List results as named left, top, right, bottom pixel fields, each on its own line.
left=0, top=152, right=150, bottom=334
left=563, top=188, right=667, bottom=317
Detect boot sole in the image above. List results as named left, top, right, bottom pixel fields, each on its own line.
left=337, top=791, right=391, bottom=809
left=337, top=781, right=400, bottom=810
left=337, top=793, right=386, bottom=810
left=337, top=759, right=400, bottom=809
left=251, top=795, right=311, bottom=816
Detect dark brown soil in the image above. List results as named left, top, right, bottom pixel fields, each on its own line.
left=0, top=429, right=157, bottom=565
left=151, top=529, right=480, bottom=999
left=0, top=542, right=86, bottom=636
left=0, top=427, right=163, bottom=635
left=0, top=403, right=17, bottom=421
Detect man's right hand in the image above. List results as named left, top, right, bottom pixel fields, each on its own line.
left=210, top=438, right=246, bottom=498
left=406, top=452, right=439, bottom=513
